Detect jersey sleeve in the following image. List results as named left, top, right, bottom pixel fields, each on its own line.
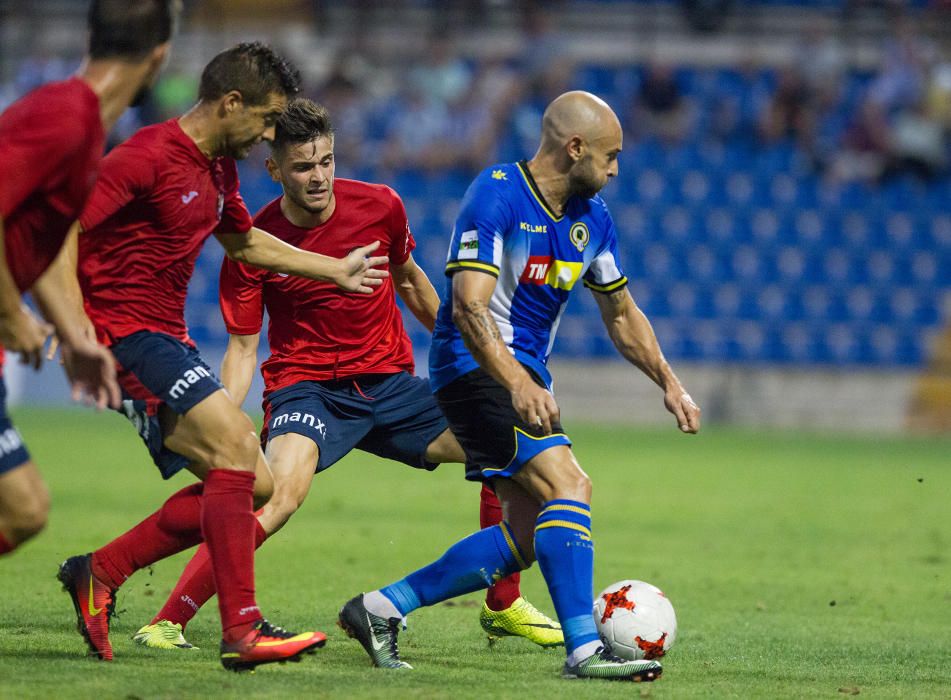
left=213, top=159, right=253, bottom=235
left=582, top=207, right=629, bottom=294
left=219, top=256, right=266, bottom=335
left=79, top=141, right=156, bottom=231
left=0, top=101, right=83, bottom=219
left=387, top=188, right=415, bottom=266
left=444, top=173, right=515, bottom=278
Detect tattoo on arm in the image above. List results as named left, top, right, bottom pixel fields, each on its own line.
left=458, top=300, right=502, bottom=348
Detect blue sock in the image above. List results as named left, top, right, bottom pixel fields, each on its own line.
left=534, top=499, right=600, bottom=655
left=380, top=522, right=527, bottom=617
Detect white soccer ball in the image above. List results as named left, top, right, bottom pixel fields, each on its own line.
left=592, top=580, right=677, bottom=660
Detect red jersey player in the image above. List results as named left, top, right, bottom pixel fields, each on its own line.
left=56, top=45, right=388, bottom=671
left=132, top=99, right=563, bottom=652
left=0, top=0, right=178, bottom=559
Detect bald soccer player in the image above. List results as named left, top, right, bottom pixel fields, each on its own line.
left=338, top=91, right=701, bottom=681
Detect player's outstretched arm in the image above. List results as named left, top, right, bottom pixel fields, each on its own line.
left=0, top=216, right=53, bottom=368
left=593, top=286, right=700, bottom=434
left=452, top=270, right=560, bottom=435
left=220, top=333, right=260, bottom=408
left=392, top=254, right=439, bottom=332
left=216, top=227, right=389, bottom=294
left=30, top=224, right=120, bottom=409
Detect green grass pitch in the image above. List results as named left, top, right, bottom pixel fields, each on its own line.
left=0, top=408, right=948, bottom=698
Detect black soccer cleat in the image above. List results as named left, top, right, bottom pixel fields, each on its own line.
left=338, top=594, right=412, bottom=669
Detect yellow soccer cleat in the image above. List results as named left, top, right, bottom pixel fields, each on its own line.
left=480, top=597, right=564, bottom=648
left=132, top=620, right=198, bottom=650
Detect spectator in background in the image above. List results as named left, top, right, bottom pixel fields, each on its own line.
left=796, top=18, right=846, bottom=111
left=828, top=97, right=891, bottom=183
left=318, top=55, right=377, bottom=170
left=758, top=65, right=816, bottom=150
left=379, top=83, right=450, bottom=172
left=409, top=36, right=472, bottom=106
left=925, top=60, right=951, bottom=131
left=708, top=55, right=770, bottom=144
left=886, top=98, right=947, bottom=181
left=632, top=61, right=693, bottom=143
left=868, top=20, right=929, bottom=113
left=511, top=62, right=574, bottom=157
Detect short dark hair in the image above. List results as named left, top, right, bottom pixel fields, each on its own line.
left=87, top=0, right=180, bottom=60
left=272, top=98, right=334, bottom=154
left=198, top=42, right=301, bottom=107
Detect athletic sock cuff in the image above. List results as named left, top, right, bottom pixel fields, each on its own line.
left=205, top=468, right=255, bottom=487
left=562, top=613, right=601, bottom=649
left=381, top=580, right=421, bottom=617
left=536, top=499, right=592, bottom=537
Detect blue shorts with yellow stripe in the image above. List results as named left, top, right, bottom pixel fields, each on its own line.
left=434, top=366, right=571, bottom=481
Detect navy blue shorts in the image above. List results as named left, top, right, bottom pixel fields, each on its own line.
left=0, top=377, right=31, bottom=476
left=110, top=331, right=224, bottom=480
left=261, top=372, right=448, bottom=473
left=436, top=367, right=571, bottom=482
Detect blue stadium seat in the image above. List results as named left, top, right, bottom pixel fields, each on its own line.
left=195, top=61, right=951, bottom=370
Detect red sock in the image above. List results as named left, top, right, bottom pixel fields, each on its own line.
left=154, top=514, right=267, bottom=629
left=92, top=483, right=204, bottom=589
left=201, top=469, right=261, bottom=639
left=0, top=531, right=14, bottom=556
left=480, top=484, right=521, bottom=611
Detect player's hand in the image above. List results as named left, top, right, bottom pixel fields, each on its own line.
left=0, top=305, right=53, bottom=370
left=512, top=376, right=560, bottom=435
left=47, top=314, right=97, bottom=362
left=665, top=389, right=700, bottom=434
left=336, top=241, right=390, bottom=294
left=60, top=338, right=121, bottom=410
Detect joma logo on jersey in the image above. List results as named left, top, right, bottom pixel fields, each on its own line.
left=520, top=222, right=548, bottom=234
left=519, top=256, right=583, bottom=290
left=272, top=412, right=327, bottom=439
left=168, top=366, right=212, bottom=399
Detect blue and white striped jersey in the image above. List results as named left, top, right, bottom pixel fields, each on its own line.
left=429, top=160, right=628, bottom=393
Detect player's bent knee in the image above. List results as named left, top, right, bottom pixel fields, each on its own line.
left=252, top=478, right=273, bottom=509
left=575, top=472, right=593, bottom=502
left=205, top=426, right=261, bottom=472
left=554, top=466, right=592, bottom=503
left=7, top=494, right=50, bottom=543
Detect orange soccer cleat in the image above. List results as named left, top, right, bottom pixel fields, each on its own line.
left=219, top=619, right=327, bottom=672
left=57, top=554, right=117, bottom=660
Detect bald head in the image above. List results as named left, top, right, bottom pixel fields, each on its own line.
left=539, top=91, right=621, bottom=153
left=533, top=91, right=622, bottom=201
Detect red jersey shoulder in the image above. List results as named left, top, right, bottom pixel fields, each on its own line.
left=0, top=78, right=102, bottom=209
left=334, top=178, right=401, bottom=209
left=119, top=119, right=181, bottom=155
left=251, top=196, right=284, bottom=230
left=0, top=78, right=99, bottom=138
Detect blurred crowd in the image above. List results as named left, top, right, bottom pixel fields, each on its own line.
left=2, top=13, right=949, bottom=188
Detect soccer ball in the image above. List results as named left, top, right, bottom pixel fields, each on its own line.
left=593, top=580, right=677, bottom=660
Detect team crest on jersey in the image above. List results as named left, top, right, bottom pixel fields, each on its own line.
left=569, top=222, right=590, bottom=252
